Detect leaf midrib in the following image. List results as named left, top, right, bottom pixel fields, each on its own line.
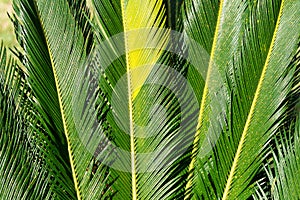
left=120, top=0, right=138, bottom=199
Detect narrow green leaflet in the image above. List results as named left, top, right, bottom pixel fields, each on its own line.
left=254, top=115, right=300, bottom=200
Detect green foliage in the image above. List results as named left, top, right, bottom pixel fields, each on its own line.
left=254, top=115, right=300, bottom=200
left=0, top=0, right=299, bottom=199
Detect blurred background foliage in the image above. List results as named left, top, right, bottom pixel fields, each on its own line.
left=0, top=0, right=16, bottom=47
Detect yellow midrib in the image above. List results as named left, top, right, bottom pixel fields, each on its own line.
left=33, top=1, right=82, bottom=199
left=221, top=1, right=284, bottom=199
left=184, top=0, right=224, bottom=198
left=120, top=0, right=138, bottom=199
left=52, top=65, right=82, bottom=200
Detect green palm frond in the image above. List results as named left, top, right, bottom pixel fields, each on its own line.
left=184, top=0, right=300, bottom=199
left=9, top=0, right=113, bottom=199
left=90, top=0, right=199, bottom=199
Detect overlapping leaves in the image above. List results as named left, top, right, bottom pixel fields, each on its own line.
left=0, top=0, right=299, bottom=199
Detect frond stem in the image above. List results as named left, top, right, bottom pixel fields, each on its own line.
left=120, top=0, right=138, bottom=199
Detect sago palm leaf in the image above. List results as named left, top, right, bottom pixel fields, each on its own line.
left=10, top=0, right=114, bottom=199
left=90, top=0, right=199, bottom=199
left=184, top=0, right=300, bottom=199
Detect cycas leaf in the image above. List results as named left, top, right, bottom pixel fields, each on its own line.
left=184, top=0, right=300, bottom=199
left=222, top=1, right=299, bottom=198
left=92, top=0, right=166, bottom=198
left=12, top=0, right=79, bottom=198
left=11, top=0, right=113, bottom=199
left=91, top=0, right=199, bottom=199
left=184, top=0, right=248, bottom=197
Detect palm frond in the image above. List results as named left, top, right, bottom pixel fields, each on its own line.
left=10, top=0, right=113, bottom=199
left=90, top=0, right=202, bottom=199
left=221, top=1, right=299, bottom=198
left=184, top=0, right=300, bottom=199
